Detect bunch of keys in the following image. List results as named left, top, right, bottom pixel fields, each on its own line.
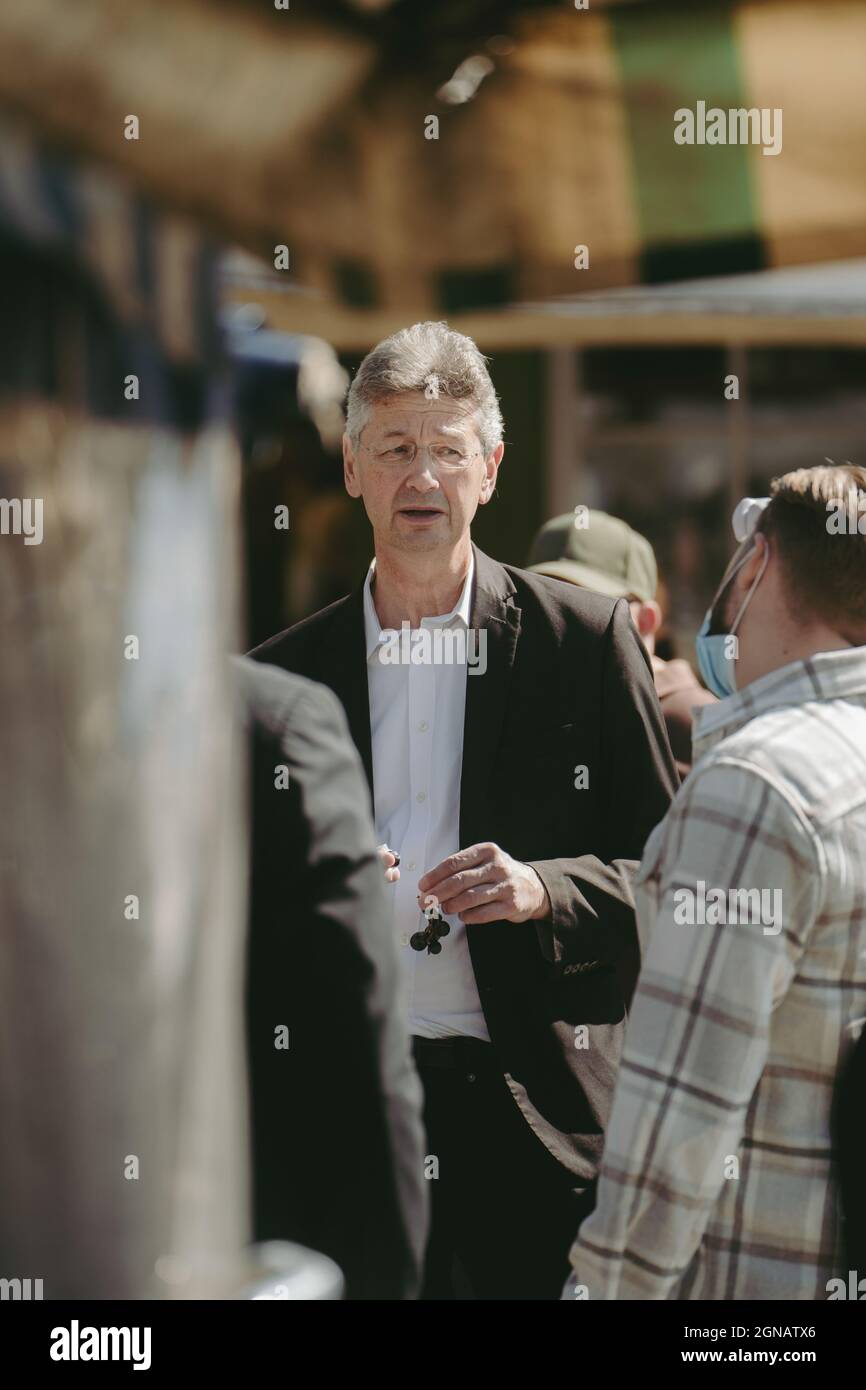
left=410, top=894, right=450, bottom=955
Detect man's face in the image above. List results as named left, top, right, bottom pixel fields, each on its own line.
left=343, top=392, right=501, bottom=555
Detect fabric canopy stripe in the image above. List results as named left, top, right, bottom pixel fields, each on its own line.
left=612, top=3, right=763, bottom=280
left=613, top=0, right=866, bottom=282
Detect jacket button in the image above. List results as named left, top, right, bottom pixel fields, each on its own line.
left=466, top=1072, right=476, bottom=1083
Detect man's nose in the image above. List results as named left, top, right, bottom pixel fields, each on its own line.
left=405, top=453, right=440, bottom=489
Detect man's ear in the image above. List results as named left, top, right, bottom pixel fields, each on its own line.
left=634, top=599, right=662, bottom=640
left=343, top=433, right=362, bottom=498
left=479, top=441, right=503, bottom=505
left=723, top=532, right=770, bottom=631
left=739, top=532, right=768, bottom=588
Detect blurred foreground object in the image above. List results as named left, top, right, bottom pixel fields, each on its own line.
left=0, top=119, right=247, bottom=1297
left=238, top=1242, right=344, bottom=1302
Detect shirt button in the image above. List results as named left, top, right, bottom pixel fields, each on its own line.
left=400, top=934, right=410, bottom=947
left=418, top=721, right=428, bottom=732
left=416, top=791, right=426, bottom=803
left=407, top=861, right=416, bottom=872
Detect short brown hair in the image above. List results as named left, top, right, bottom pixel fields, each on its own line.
left=758, top=464, right=866, bottom=643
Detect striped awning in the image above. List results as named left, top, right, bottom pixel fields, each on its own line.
left=1, top=0, right=865, bottom=316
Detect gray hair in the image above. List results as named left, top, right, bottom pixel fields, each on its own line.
left=345, top=321, right=503, bottom=456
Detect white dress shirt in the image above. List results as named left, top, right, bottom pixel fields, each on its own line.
left=363, top=555, right=490, bottom=1041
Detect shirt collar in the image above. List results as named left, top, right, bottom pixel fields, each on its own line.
left=363, top=552, right=475, bottom=660
left=692, top=646, right=866, bottom=760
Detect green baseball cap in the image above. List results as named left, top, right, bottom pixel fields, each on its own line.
left=527, top=509, right=657, bottom=602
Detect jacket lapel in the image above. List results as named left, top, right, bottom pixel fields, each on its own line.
left=459, top=546, right=521, bottom=848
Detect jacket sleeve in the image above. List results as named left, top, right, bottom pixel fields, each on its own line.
left=527, top=599, right=679, bottom=991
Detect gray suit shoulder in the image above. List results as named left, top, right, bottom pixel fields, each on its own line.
left=247, top=591, right=354, bottom=668
left=231, top=653, right=348, bottom=745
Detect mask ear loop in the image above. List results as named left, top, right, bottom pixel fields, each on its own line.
left=707, top=543, right=754, bottom=632
left=729, top=540, right=770, bottom=636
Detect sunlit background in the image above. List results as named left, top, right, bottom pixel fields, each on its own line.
left=2, top=0, right=865, bottom=1298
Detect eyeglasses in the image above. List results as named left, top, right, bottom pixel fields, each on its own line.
left=360, top=441, right=480, bottom=472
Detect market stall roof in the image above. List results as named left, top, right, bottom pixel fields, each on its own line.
left=221, top=253, right=866, bottom=350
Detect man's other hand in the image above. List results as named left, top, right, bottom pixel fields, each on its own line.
left=376, top=844, right=400, bottom=884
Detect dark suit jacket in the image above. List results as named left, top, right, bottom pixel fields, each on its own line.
left=833, top=1022, right=866, bottom=1273
left=652, top=655, right=717, bottom=779
left=234, top=657, right=428, bottom=1299
left=249, top=547, right=678, bottom=1186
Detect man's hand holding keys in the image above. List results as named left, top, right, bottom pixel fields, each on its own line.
left=417, top=842, right=551, bottom=924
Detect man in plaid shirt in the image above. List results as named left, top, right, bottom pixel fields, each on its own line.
left=567, top=463, right=866, bottom=1300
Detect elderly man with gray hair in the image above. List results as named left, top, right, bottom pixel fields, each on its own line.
left=251, top=321, right=678, bottom=1300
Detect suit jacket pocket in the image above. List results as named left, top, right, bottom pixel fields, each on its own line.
left=543, top=960, right=625, bottom=1027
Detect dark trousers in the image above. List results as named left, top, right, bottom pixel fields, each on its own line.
left=413, top=1035, right=593, bottom=1300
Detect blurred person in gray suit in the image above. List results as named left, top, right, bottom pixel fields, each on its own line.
left=234, top=656, right=428, bottom=1299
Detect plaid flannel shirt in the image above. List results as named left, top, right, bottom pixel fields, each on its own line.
left=567, top=647, right=866, bottom=1300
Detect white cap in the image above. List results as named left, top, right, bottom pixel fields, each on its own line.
left=732, top=496, right=771, bottom=543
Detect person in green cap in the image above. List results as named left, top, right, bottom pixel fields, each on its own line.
left=527, top=509, right=715, bottom=777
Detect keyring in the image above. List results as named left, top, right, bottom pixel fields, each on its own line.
left=410, top=896, right=450, bottom=955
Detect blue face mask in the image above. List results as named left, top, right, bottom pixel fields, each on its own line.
left=695, top=612, right=736, bottom=700
left=695, top=542, right=769, bottom=699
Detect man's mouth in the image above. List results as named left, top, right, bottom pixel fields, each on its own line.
left=397, top=507, right=444, bottom=521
